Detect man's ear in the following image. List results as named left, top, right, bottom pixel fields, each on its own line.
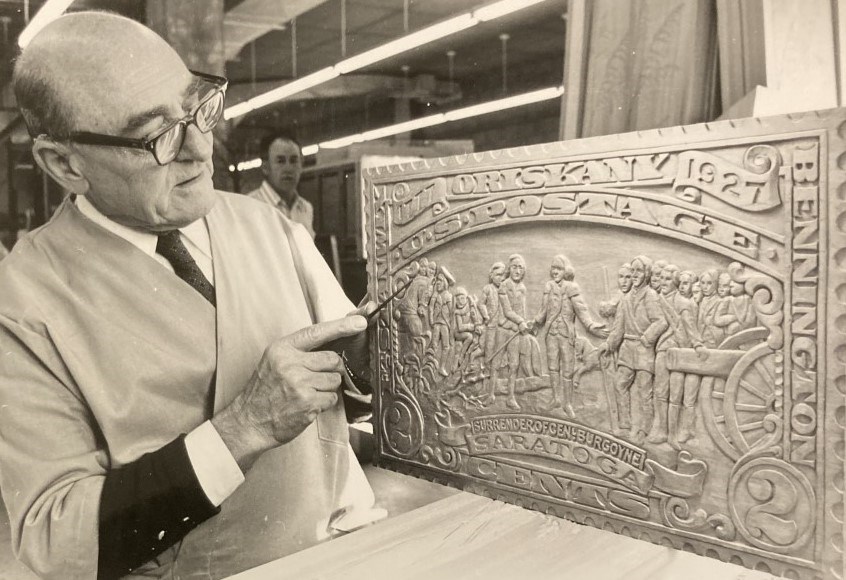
left=260, top=158, right=269, bottom=179
left=31, top=138, right=89, bottom=195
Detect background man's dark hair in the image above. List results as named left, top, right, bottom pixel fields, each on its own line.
left=259, top=130, right=302, bottom=160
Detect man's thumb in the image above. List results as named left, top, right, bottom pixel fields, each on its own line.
left=288, top=316, right=367, bottom=351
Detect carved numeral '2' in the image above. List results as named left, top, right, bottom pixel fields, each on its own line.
left=746, top=469, right=799, bottom=546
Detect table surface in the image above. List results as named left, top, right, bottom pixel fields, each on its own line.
left=231, top=467, right=776, bottom=580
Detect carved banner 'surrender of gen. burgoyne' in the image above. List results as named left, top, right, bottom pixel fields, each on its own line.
left=364, top=110, right=846, bottom=579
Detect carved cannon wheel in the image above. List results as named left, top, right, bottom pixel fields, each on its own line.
left=701, top=327, right=772, bottom=461
left=722, top=342, right=780, bottom=455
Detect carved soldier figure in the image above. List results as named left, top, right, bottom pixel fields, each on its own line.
left=715, top=277, right=758, bottom=337
left=497, top=254, right=541, bottom=410
left=479, top=262, right=506, bottom=403
left=599, top=262, right=633, bottom=322
left=600, top=255, right=668, bottom=443
left=712, top=271, right=736, bottom=341
left=597, top=263, right=632, bottom=432
left=696, top=268, right=723, bottom=348
left=650, top=259, right=668, bottom=293
left=428, top=266, right=455, bottom=375
left=534, top=254, right=607, bottom=417
left=650, top=264, right=703, bottom=446
left=420, top=259, right=437, bottom=335
left=678, top=270, right=698, bottom=314
left=691, top=279, right=702, bottom=305
left=395, top=261, right=430, bottom=359
left=452, top=287, right=483, bottom=374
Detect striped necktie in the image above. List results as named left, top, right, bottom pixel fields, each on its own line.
left=156, top=230, right=216, bottom=307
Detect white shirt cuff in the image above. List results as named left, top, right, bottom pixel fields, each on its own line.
left=184, top=420, right=245, bottom=507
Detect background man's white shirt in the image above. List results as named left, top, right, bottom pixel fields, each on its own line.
left=248, top=180, right=315, bottom=238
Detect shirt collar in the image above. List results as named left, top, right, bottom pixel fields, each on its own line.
left=75, top=194, right=211, bottom=260
left=260, top=180, right=300, bottom=210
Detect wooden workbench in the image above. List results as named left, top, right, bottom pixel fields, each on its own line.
left=231, top=467, right=776, bottom=580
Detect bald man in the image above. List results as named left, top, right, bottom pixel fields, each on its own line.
left=0, top=12, right=375, bottom=580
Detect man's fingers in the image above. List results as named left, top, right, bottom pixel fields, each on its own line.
left=301, top=350, right=344, bottom=372
left=311, top=371, right=342, bottom=392
left=348, top=301, right=376, bottom=318
left=288, top=316, right=367, bottom=351
left=313, top=390, right=339, bottom=412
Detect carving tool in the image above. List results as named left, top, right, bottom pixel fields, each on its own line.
left=335, top=279, right=413, bottom=397
left=366, top=279, right=412, bottom=321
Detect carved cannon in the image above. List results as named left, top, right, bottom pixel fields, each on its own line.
left=667, top=327, right=778, bottom=461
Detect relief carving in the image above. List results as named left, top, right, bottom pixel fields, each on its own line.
left=365, top=110, right=845, bottom=579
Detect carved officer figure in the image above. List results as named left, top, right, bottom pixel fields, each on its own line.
left=479, top=262, right=506, bottom=403
left=650, top=264, right=703, bottom=446
left=534, top=254, right=606, bottom=417
left=497, top=254, right=541, bottom=410
left=600, top=255, right=668, bottom=443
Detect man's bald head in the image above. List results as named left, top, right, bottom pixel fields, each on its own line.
left=14, top=11, right=185, bottom=138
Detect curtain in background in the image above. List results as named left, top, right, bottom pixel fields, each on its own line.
left=578, top=0, right=720, bottom=138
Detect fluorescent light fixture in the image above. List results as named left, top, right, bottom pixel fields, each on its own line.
left=320, top=134, right=364, bottom=150
left=233, top=85, right=561, bottom=167
left=236, top=158, right=263, bottom=172
left=445, top=86, right=564, bottom=121
left=223, top=0, right=556, bottom=120
left=316, top=84, right=563, bottom=151
left=18, top=0, right=76, bottom=47
left=224, top=67, right=339, bottom=119
left=359, top=114, right=445, bottom=141
left=223, top=101, right=255, bottom=121
left=335, top=13, right=477, bottom=75
left=473, top=0, right=551, bottom=22
left=250, top=67, right=338, bottom=108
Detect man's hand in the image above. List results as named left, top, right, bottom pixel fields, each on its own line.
left=590, top=322, right=609, bottom=339
left=212, top=315, right=368, bottom=472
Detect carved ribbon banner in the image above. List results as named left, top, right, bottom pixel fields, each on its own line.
left=437, top=414, right=707, bottom=498
left=673, top=146, right=781, bottom=211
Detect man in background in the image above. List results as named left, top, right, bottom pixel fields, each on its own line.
left=248, top=131, right=315, bottom=238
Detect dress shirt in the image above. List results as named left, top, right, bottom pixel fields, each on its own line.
left=248, top=180, right=315, bottom=238
left=75, top=194, right=244, bottom=506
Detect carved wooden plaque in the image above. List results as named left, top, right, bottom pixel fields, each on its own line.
left=364, top=109, right=846, bottom=579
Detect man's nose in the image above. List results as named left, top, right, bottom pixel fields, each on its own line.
left=177, top=122, right=213, bottom=162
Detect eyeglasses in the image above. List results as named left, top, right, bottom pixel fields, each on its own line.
left=58, top=71, right=228, bottom=166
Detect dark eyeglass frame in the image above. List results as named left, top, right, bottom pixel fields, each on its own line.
left=57, top=70, right=228, bottom=166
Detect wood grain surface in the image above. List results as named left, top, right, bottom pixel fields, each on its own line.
left=231, top=490, right=776, bottom=580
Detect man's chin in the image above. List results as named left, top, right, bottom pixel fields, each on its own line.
left=166, top=186, right=217, bottom=225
